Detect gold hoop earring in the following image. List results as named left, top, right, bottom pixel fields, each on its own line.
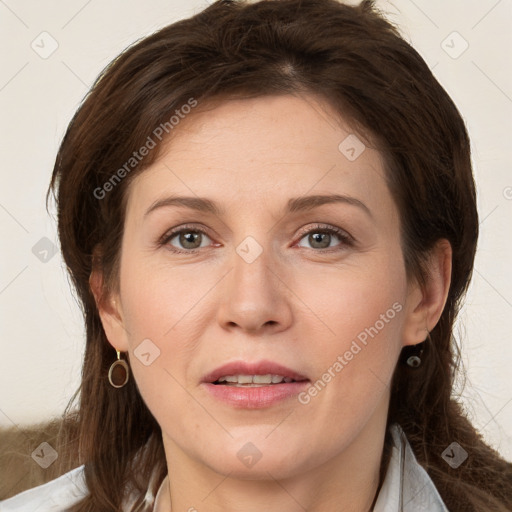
left=108, top=350, right=130, bottom=388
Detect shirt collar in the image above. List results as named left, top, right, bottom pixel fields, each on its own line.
left=374, top=423, right=449, bottom=511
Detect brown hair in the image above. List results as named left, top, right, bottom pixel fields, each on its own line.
left=42, top=0, right=512, bottom=510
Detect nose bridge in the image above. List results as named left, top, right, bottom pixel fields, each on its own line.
left=228, top=208, right=278, bottom=279
left=216, top=225, right=292, bottom=333
left=231, top=230, right=276, bottom=300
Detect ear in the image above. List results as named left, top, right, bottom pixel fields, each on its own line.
left=89, top=267, right=130, bottom=352
left=402, top=239, right=452, bottom=347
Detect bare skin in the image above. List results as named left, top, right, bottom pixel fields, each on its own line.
left=90, top=93, right=451, bottom=511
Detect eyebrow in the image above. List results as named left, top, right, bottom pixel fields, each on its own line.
left=144, top=193, right=373, bottom=219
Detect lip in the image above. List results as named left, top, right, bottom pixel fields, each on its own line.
left=203, top=381, right=310, bottom=409
left=201, top=359, right=310, bottom=409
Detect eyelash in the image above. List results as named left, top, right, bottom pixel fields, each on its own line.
left=159, top=223, right=354, bottom=255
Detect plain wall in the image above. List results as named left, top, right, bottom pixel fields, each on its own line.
left=0, top=0, right=511, bottom=462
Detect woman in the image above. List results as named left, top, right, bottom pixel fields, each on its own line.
left=1, top=0, right=511, bottom=510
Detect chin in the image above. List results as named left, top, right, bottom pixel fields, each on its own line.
left=200, top=443, right=313, bottom=481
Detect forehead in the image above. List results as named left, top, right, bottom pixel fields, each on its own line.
left=124, top=94, right=391, bottom=220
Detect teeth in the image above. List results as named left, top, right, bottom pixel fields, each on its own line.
left=215, top=374, right=295, bottom=385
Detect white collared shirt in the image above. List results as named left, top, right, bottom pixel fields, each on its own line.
left=0, top=423, right=449, bottom=511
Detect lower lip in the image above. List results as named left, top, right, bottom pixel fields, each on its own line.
left=202, top=381, right=310, bottom=409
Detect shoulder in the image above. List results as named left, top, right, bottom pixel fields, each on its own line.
left=0, top=465, right=88, bottom=512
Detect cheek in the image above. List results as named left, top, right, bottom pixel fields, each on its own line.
left=115, top=251, right=191, bottom=392
left=298, top=251, right=406, bottom=356
left=118, top=260, right=207, bottom=441
left=292, top=255, right=406, bottom=433
left=119, top=253, right=203, bottom=341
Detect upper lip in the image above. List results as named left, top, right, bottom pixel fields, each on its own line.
left=202, top=359, right=309, bottom=383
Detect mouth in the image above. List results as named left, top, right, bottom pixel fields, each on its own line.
left=202, top=360, right=310, bottom=408
left=212, top=374, right=303, bottom=386
left=202, top=359, right=309, bottom=385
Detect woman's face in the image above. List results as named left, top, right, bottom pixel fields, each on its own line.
left=99, top=94, right=430, bottom=479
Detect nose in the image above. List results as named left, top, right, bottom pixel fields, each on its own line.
left=216, top=240, right=293, bottom=335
